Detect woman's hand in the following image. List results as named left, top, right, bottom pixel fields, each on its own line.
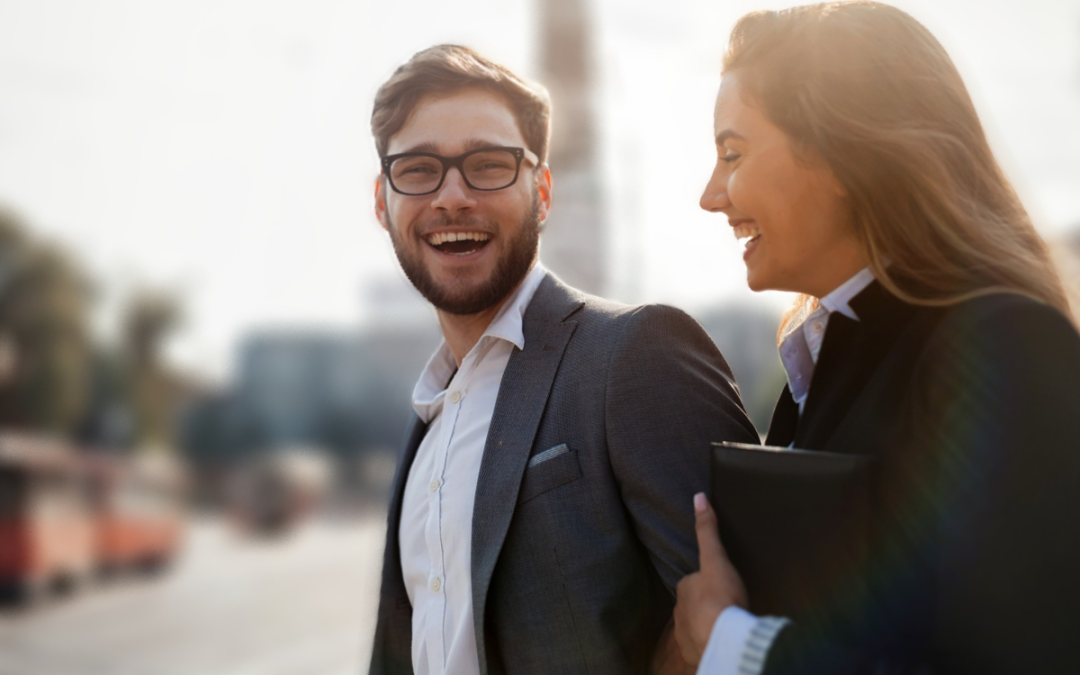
left=673, top=492, right=749, bottom=665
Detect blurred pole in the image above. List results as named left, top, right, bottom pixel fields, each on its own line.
left=537, top=0, right=606, bottom=296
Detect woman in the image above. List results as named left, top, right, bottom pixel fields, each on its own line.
left=671, top=2, right=1080, bottom=674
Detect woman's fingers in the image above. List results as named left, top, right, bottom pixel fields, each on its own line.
left=693, top=492, right=726, bottom=574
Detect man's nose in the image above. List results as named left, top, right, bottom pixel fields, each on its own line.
left=699, top=165, right=731, bottom=213
left=430, top=167, right=477, bottom=212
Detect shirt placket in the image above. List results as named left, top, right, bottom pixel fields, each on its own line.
left=423, top=370, right=467, bottom=674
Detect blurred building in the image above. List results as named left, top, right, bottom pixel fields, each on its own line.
left=181, top=301, right=784, bottom=468
left=181, top=322, right=440, bottom=469
left=537, top=0, right=607, bottom=295
left=692, top=304, right=785, bottom=436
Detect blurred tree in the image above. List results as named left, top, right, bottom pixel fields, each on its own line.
left=121, top=289, right=184, bottom=452
left=0, top=209, right=93, bottom=435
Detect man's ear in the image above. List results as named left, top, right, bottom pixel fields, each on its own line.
left=374, top=176, right=390, bottom=231
left=535, top=165, right=553, bottom=225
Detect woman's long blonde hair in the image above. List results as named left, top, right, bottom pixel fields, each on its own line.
left=722, top=2, right=1070, bottom=339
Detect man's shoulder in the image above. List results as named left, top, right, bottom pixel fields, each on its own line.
left=533, top=272, right=699, bottom=331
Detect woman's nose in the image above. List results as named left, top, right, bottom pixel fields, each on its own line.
left=700, top=166, right=730, bottom=213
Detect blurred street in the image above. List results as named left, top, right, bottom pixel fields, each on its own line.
left=0, top=514, right=386, bottom=675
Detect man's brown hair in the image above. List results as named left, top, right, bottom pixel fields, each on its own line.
left=371, top=44, right=552, bottom=163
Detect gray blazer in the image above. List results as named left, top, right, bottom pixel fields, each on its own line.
left=369, top=273, right=758, bottom=675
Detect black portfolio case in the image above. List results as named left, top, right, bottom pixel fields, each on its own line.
left=709, top=441, right=875, bottom=617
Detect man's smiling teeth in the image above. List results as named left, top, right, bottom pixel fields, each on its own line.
left=732, top=222, right=762, bottom=242
left=425, top=231, right=491, bottom=246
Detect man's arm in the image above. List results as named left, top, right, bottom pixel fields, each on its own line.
left=604, top=304, right=759, bottom=593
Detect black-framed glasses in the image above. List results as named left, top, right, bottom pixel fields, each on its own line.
left=381, top=146, right=539, bottom=196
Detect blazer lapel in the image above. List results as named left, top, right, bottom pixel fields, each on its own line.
left=794, top=282, right=916, bottom=450
left=388, top=414, right=428, bottom=536
left=470, top=274, right=582, bottom=671
left=371, top=414, right=427, bottom=675
left=765, top=385, right=799, bottom=447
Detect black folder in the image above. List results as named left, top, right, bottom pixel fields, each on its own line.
left=709, top=441, right=874, bottom=617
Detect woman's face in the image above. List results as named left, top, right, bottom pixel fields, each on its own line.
left=700, top=71, right=867, bottom=298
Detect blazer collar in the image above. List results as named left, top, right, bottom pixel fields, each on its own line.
left=470, top=273, right=583, bottom=675
left=789, top=280, right=917, bottom=450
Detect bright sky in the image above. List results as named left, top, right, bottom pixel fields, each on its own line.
left=0, top=0, right=1077, bottom=382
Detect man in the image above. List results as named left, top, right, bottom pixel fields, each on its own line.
left=368, top=44, right=758, bottom=675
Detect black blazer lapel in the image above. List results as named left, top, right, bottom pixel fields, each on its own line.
left=793, top=282, right=916, bottom=450
left=470, top=274, right=582, bottom=675
left=765, top=385, right=799, bottom=447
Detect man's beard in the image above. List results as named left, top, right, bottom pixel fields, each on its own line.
left=388, top=195, right=541, bottom=316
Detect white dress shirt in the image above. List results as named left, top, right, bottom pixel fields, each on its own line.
left=399, top=263, right=547, bottom=675
left=697, top=268, right=876, bottom=675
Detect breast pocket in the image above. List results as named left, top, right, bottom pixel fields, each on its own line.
left=519, top=444, right=582, bottom=503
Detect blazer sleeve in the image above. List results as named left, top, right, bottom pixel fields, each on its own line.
left=603, top=304, right=760, bottom=593
left=760, top=295, right=1080, bottom=675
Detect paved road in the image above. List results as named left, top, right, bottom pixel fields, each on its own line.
left=0, top=515, right=386, bottom=675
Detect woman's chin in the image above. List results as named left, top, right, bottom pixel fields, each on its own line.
left=745, top=270, right=771, bottom=293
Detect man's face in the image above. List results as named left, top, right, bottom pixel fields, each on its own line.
left=375, top=88, right=552, bottom=316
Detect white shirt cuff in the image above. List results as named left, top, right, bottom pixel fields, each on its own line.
left=695, top=607, right=789, bottom=675
left=696, top=606, right=758, bottom=675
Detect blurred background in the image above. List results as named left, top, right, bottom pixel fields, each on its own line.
left=0, top=0, right=1077, bottom=673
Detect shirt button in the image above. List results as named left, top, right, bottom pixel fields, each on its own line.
left=449, top=391, right=462, bottom=404
left=430, top=578, right=441, bottom=592
left=429, top=479, right=441, bottom=492
left=811, top=320, right=825, bottom=333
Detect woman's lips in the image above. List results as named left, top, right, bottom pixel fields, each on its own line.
left=731, top=220, right=762, bottom=260
left=742, top=233, right=762, bottom=261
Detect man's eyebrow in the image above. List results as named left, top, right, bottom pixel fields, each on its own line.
left=715, top=130, right=746, bottom=146
left=398, top=141, right=440, bottom=154
left=463, top=138, right=508, bottom=151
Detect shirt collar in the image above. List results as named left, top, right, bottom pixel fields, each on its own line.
left=819, top=267, right=876, bottom=321
left=778, top=267, right=876, bottom=412
left=481, top=262, right=547, bottom=352
left=411, top=263, right=548, bottom=422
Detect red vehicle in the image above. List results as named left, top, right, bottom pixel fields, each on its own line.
left=0, top=435, right=95, bottom=602
left=85, top=452, right=186, bottom=575
left=0, top=434, right=186, bottom=605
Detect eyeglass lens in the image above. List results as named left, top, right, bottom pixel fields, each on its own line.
left=389, top=149, right=520, bottom=195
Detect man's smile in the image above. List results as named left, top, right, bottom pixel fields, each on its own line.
left=423, top=230, right=493, bottom=256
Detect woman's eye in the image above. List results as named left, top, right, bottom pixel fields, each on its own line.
left=720, top=151, right=741, bottom=164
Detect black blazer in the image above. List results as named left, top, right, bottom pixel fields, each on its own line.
left=760, top=282, right=1080, bottom=675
